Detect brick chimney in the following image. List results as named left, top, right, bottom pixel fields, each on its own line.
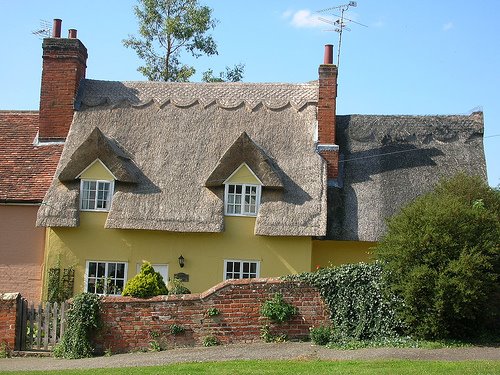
left=317, top=44, right=339, bottom=179
left=38, top=19, right=87, bottom=141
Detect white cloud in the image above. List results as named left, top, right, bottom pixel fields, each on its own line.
left=442, top=22, right=454, bottom=31
left=284, top=9, right=324, bottom=28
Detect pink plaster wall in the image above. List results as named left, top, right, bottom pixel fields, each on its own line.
left=0, top=205, right=45, bottom=302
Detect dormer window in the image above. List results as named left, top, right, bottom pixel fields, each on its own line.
left=225, top=183, right=261, bottom=216
left=80, top=179, right=114, bottom=211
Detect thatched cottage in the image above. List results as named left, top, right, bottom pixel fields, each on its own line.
left=29, top=21, right=486, bottom=297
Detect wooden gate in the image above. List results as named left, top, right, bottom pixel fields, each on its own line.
left=15, top=298, right=67, bottom=351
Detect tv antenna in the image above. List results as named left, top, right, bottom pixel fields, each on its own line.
left=317, top=2, right=367, bottom=68
left=31, top=19, right=52, bottom=39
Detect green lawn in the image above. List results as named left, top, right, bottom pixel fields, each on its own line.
left=1, top=360, right=499, bottom=375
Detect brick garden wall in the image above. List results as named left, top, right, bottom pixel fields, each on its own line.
left=96, top=278, right=330, bottom=353
left=0, top=280, right=330, bottom=354
left=0, top=293, right=20, bottom=351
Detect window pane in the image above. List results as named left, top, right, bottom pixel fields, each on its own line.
left=250, top=263, right=257, bottom=274
left=228, top=185, right=235, bottom=193
left=88, top=262, right=96, bottom=277
left=96, top=279, right=105, bottom=294
left=243, top=262, right=249, bottom=273
left=108, top=263, right=116, bottom=278
left=235, top=185, right=242, bottom=194
left=116, top=263, right=125, bottom=278
left=87, top=278, right=96, bottom=293
left=97, top=263, right=106, bottom=277
left=115, top=280, right=124, bottom=294
left=233, top=262, right=240, bottom=273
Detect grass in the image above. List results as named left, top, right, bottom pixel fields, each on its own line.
left=0, top=360, right=499, bottom=375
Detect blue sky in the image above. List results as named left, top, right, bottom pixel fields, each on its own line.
left=1, top=0, right=499, bottom=186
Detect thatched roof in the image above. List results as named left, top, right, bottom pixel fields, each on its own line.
left=205, top=131, right=284, bottom=189
left=36, top=79, right=486, bottom=240
left=37, top=79, right=326, bottom=236
left=58, top=127, right=138, bottom=183
left=326, top=113, right=486, bottom=241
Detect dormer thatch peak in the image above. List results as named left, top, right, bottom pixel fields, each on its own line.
left=58, top=127, right=137, bottom=183
left=205, top=132, right=283, bottom=189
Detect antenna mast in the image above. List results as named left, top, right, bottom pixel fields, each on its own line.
left=31, top=19, right=52, bottom=39
left=317, top=2, right=367, bottom=68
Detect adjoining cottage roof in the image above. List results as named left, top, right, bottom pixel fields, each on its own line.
left=326, top=113, right=486, bottom=241
left=37, top=80, right=326, bottom=236
left=0, top=111, right=63, bottom=203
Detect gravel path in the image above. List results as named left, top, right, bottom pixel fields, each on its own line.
left=1, top=343, right=499, bottom=372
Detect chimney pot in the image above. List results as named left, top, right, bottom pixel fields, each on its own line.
left=52, top=19, right=62, bottom=38
left=68, top=29, right=77, bottom=39
left=323, top=44, right=334, bottom=64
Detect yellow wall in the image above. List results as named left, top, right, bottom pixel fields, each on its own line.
left=226, top=163, right=261, bottom=184
left=311, top=240, right=376, bottom=269
left=43, top=214, right=312, bottom=297
left=79, top=159, right=115, bottom=180
left=42, top=158, right=312, bottom=297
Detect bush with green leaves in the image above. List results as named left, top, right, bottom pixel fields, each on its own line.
left=309, top=325, right=333, bottom=346
left=168, top=277, right=191, bottom=295
left=287, top=262, right=403, bottom=341
left=260, top=292, right=297, bottom=324
left=376, top=174, right=500, bottom=340
left=122, top=262, right=168, bottom=298
left=53, top=293, right=101, bottom=359
left=202, top=335, right=220, bottom=347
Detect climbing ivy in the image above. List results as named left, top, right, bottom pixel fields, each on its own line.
left=53, top=293, right=102, bottom=359
left=286, top=262, right=404, bottom=342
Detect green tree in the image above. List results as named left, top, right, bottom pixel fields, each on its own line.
left=202, top=63, right=245, bottom=82
left=124, top=0, right=243, bottom=82
left=376, top=174, right=500, bottom=340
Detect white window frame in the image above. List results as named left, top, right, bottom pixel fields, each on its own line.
left=80, top=179, right=114, bottom=212
left=224, top=183, right=261, bottom=216
left=84, top=261, right=128, bottom=296
left=224, top=259, right=260, bottom=280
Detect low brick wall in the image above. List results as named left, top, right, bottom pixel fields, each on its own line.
left=0, top=293, right=20, bottom=351
left=96, top=278, right=329, bottom=353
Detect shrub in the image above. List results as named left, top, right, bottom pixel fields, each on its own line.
left=376, top=174, right=500, bottom=340
left=122, top=262, right=168, bottom=298
left=310, top=325, right=333, bottom=346
left=260, top=293, right=297, bottom=324
left=169, top=324, right=185, bottom=335
left=202, top=335, right=220, bottom=347
left=260, top=324, right=288, bottom=343
left=168, top=277, right=191, bottom=295
left=53, top=293, right=101, bottom=359
left=206, top=307, right=220, bottom=317
left=287, top=262, right=403, bottom=341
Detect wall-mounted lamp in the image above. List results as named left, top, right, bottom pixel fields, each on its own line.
left=178, top=255, right=185, bottom=268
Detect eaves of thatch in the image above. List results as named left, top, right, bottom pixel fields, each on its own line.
left=326, top=112, right=486, bottom=241
left=37, top=79, right=326, bottom=236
